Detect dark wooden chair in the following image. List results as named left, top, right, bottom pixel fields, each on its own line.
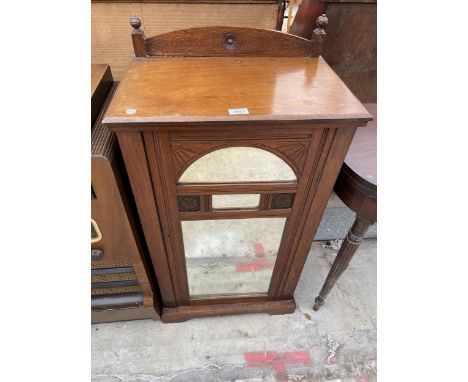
left=313, top=103, right=377, bottom=311
left=129, top=15, right=328, bottom=58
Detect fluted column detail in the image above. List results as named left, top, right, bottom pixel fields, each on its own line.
left=313, top=215, right=371, bottom=311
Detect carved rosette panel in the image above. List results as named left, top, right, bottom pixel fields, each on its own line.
left=271, top=193, right=295, bottom=209
left=222, top=33, right=240, bottom=52
left=178, top=196, right=200, bottom=212
left=145, top=27, right=312, bottom=57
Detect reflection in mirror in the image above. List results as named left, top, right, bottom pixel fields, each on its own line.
left=182, top=218, right=286, bottom=297
left=179, top=147, right=296, bottom=183
left=212, top=194, right=260, bottom=209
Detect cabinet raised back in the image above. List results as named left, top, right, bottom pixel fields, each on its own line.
left=129, top=15, right=329, bottom=58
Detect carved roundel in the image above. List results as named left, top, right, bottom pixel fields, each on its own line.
left=178, top=196, right=200, bottom=212
left=222, top=33, right=240, bottom=52
left=271, top=193, right=295, bottom=209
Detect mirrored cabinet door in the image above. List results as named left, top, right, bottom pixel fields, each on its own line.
left=182, top=217, right=287, bottom=297
left=176, top=146, right=299, bottom=299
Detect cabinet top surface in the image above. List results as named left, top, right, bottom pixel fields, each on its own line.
left=103, top=57, right=371, bottom=125
left=91, top=64, right=110, bottom=97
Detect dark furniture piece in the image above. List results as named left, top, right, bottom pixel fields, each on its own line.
left=91, top=65, right=160, bottom=323
left=313, top=103, right=376, bottom=311
left=102, top=19, right=371, bottom=323
left=91, top=64, right=113, bottom=126
left=289, top=0, right=326, bottom=38
left=290, top=0, right=377, bottom=103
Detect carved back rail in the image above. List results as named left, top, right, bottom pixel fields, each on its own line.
left=130, top=15, right=328, bottom=58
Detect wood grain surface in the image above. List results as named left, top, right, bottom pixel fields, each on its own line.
left=289, top=0, right=325, bottom=40
left=143, top=26, right=312, bottom=57
left=333, top=103, right=376, bottom=222
left=91, top=64, right=111, bottom=96
left=320, top=1, right=377, bottom=102
left=91, top=64, right=113, bottom=126
left=103, top=57, right=371, bottom=125
left=344, top=103, right=376, bottom=185
left=92, top=306, right=159, bottom=324
left=92, top=80, right=161, bottom=321
left=103, top=39, right=371, bottom=321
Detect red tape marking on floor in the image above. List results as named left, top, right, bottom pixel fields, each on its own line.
left=244, top=350, right=311, bottom=380
left=236, top=257, right=275, bottom=272
left=355, top=377, right=371, bottom=382
left=236, top=241, right=274, bottom=272
left=253, top=242, right=265, bottom=257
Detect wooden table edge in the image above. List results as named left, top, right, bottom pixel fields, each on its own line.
left=102, top=114, right=373, bottom=126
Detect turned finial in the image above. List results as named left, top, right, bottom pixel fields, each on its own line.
left=310, top=14, right=328, bottom=58
left=316, top=14, right=328, bottom=29
left=130, top=17, right=146, bottom=57
left=130, top=16, right=142, bottom=31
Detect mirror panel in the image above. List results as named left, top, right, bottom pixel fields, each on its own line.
left=182, top=217, right=286, bottom=297
left=179, top=147, right=296, bottom=183
left=212, top=194, right=260, bottom=209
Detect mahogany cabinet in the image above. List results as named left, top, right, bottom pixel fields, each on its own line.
left=102, top=25, right=371, bottom=322
left=91, top=64, right=160, bottom=323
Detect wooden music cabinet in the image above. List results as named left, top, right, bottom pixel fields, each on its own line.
left=91, top=64, right=160, bottom=323
left=91, top=0, right=286, bottom=80
left=102, top=22, right=371, bottom=323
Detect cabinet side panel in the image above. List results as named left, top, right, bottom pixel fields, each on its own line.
left=116, top=131, right=177, bottom=306
left=143, top=131, right=190, bottom=304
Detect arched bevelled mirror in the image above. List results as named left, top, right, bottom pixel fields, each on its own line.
left=177, top=147, right=298, bottom=298
left=179, top=147, right=297, bottom=183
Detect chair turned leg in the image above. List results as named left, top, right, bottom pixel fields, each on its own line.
left=313, top=215, right=372, bottom=311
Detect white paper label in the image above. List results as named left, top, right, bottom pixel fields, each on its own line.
left=228, top=108, right=249, bottom=115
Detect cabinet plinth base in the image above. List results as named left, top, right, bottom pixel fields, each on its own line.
left=161, top=299, right=296, bottom=323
